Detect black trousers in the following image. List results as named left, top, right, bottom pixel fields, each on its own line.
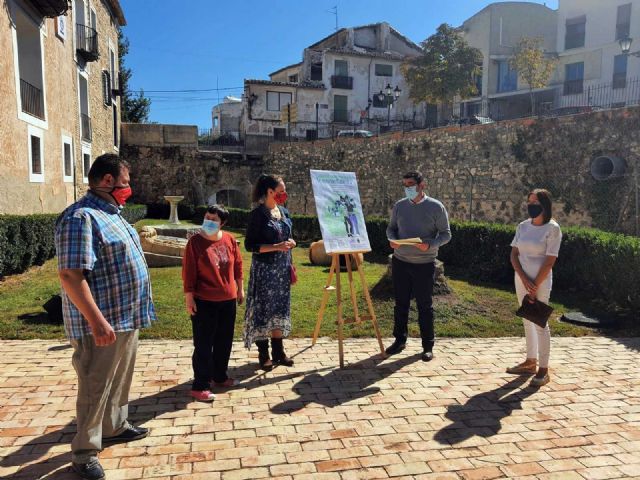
left=392, top=256, right=436, bottom=351
left=191, top=298, right=236, bottom=390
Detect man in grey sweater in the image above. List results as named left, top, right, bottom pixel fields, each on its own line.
left=385, top=171, right=451, bottom=361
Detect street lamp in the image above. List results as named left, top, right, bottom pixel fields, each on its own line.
left=378, top=83, right=401, bottom=129
left=619, top=36, right=640, bottom=57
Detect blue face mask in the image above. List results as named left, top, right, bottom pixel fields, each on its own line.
left=202, top=219, right=220, bottom=236
left=404, top=185, right=418, bottom=200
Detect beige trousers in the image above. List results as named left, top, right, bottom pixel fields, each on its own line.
left=70, top=330, right=138, bottom=464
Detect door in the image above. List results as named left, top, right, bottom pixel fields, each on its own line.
left=334, top=95, right=347, bottom=123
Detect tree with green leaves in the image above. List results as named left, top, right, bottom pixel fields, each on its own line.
left=118, top=28, right=151, bottom=123
left=402, top=24, right=482, bottom=120
left=509, top=36, right=557, bottom=115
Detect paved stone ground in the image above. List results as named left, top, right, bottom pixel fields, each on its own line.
left=1, top=337, right=640, bottom=480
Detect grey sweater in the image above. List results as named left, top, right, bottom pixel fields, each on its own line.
left=386, top=196, right=452, bottom=264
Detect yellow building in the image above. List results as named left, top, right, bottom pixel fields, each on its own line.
left=0, top=0, right=125, bottom=214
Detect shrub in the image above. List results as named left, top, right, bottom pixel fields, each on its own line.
left=121, top=204, right=147, bottom=224
left=0, top=214, right=58, bottom=277
left=214, top=208, right=640, bottom=311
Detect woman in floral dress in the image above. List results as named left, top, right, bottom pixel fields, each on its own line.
left=243, top=174, right=296, bottom=370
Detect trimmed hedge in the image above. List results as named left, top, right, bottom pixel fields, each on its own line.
left=219, top=208, right=640, bottom=311
left=0, top=214, right=58, bottom=277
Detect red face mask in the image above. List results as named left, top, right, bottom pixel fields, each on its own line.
left=110, top=186, right=132, bottom=206
left=274, top=191, right=288, bottom=205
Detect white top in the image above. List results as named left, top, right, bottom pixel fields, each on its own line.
left=511, top=219, right=562, bottom=279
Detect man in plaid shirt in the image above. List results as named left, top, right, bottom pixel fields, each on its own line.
left=55, top=154, right=156, bottom=480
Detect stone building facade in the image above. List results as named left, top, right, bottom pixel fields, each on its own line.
left=0, top=0, right=125, bottom=215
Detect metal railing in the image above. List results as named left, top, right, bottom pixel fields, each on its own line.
left=20, top=79, right=44, bottom=119
left=81, top=113, right=92, bottom=142
left=331, top=75, right=353, bottom=90
left=76, top=24, right=99, bottom=62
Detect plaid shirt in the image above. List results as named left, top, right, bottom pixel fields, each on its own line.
left=55, top=192, right=156, bottom=339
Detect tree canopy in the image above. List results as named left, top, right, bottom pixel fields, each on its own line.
left=402, top=24, right=483, bottom=105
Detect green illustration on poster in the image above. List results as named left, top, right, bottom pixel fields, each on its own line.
left=310, top=169, right=371, bottom=254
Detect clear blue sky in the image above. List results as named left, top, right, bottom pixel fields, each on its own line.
left=120, top=0, right=558, bottom=129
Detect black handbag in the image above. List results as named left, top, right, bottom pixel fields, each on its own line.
left=516, top=295, right=553, bottom=327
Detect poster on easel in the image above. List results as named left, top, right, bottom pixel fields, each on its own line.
left=310, top=169, right=371, bottom=254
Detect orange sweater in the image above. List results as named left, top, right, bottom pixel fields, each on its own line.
left=182, top=232, right=243, bottom=301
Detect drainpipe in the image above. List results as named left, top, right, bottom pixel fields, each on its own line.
left=367, top=57, right=373, bottom=129
left=635, top=162, right=639, bottom=236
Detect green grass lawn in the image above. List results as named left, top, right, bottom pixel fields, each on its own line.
left=0, top=227, right=632, bottom=341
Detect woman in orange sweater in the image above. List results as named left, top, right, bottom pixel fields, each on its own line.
left=182, top=204, right=244, bottom=402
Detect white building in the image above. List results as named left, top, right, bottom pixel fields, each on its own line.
left=556, top=0, right=640, bottom=108
left=211, top=96, right=242, bottom=139
left=241, top=22, right=427, bottom=145
left=459, top=2, right=558, bottom=120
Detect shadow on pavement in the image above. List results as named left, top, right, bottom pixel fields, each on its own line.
left=434, top=375, right=537, bottom=445
left=270, top=352, right=422, bottom=414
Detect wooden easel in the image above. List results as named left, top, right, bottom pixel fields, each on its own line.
left=311, top=252, right=386, bottom=368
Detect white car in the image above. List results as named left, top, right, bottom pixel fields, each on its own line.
left=337, top=130, right=374, bottom=138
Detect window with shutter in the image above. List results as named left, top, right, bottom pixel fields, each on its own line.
left=102, top=70, right=112, bottom=106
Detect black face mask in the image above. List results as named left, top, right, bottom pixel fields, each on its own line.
left=527, top=204, right=544, bottom=219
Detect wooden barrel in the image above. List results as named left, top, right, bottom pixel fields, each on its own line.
left=309, top=240, right=332, bottom=266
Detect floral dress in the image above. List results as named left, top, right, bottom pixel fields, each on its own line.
left=243, top=213, right=292, bottom=348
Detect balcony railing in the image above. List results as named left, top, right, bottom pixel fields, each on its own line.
left=81, top=113, right=92, bottom=142
left=563, top=79, right=584, bottom=96
left=20, top=79, right=44, bottom=119
left=76, top=24, right=99, bottom=62
left=331, top=75, right=353, bottom=89
left=27, top=0, right=70, bottom=17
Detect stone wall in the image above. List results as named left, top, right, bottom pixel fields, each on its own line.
left=267, top=108, right=640, bottom=234
left=120, top=124, right=261, bottom=209
left=122, top=109, right=640, bottom=235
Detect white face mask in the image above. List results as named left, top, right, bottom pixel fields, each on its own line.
left=404, top=185, right=418, bottom=200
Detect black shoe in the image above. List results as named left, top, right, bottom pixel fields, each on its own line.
left=102, top=424, right=149, bottom=445
left=385, top=341, right=406, bottom=356
left=421, top=351, right=434, bottom=362
left=271, top=338, right=294, bottom=366
left=72, top=459, right=105, bottom=480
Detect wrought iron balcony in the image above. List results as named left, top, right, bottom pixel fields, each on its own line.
left=81, top=113, right=92, bottom=142
left=20, top=79, right=44, bottom=119
left=76, top=24, right=99, bottom=62
left=27, top=0, right=70, bottom=17
left=331, top=75, right=353, bottom=89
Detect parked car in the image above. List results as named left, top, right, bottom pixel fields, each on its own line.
left=458, top=115, right=495, bottom=126
left=337, top=130, right=374, bottom=138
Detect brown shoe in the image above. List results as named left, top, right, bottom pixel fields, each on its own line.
left=506, top=363, right=537, bottom=375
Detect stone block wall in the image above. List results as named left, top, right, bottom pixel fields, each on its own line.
left=267, top=108, right=640, bottom=234
left=122, top=108, right=640, bottom=235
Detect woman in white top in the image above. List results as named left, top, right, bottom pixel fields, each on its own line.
left=508, top=189, right=562, bottom=387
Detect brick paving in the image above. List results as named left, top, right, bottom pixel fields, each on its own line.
left=1, top=337, right=639, bottom=479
